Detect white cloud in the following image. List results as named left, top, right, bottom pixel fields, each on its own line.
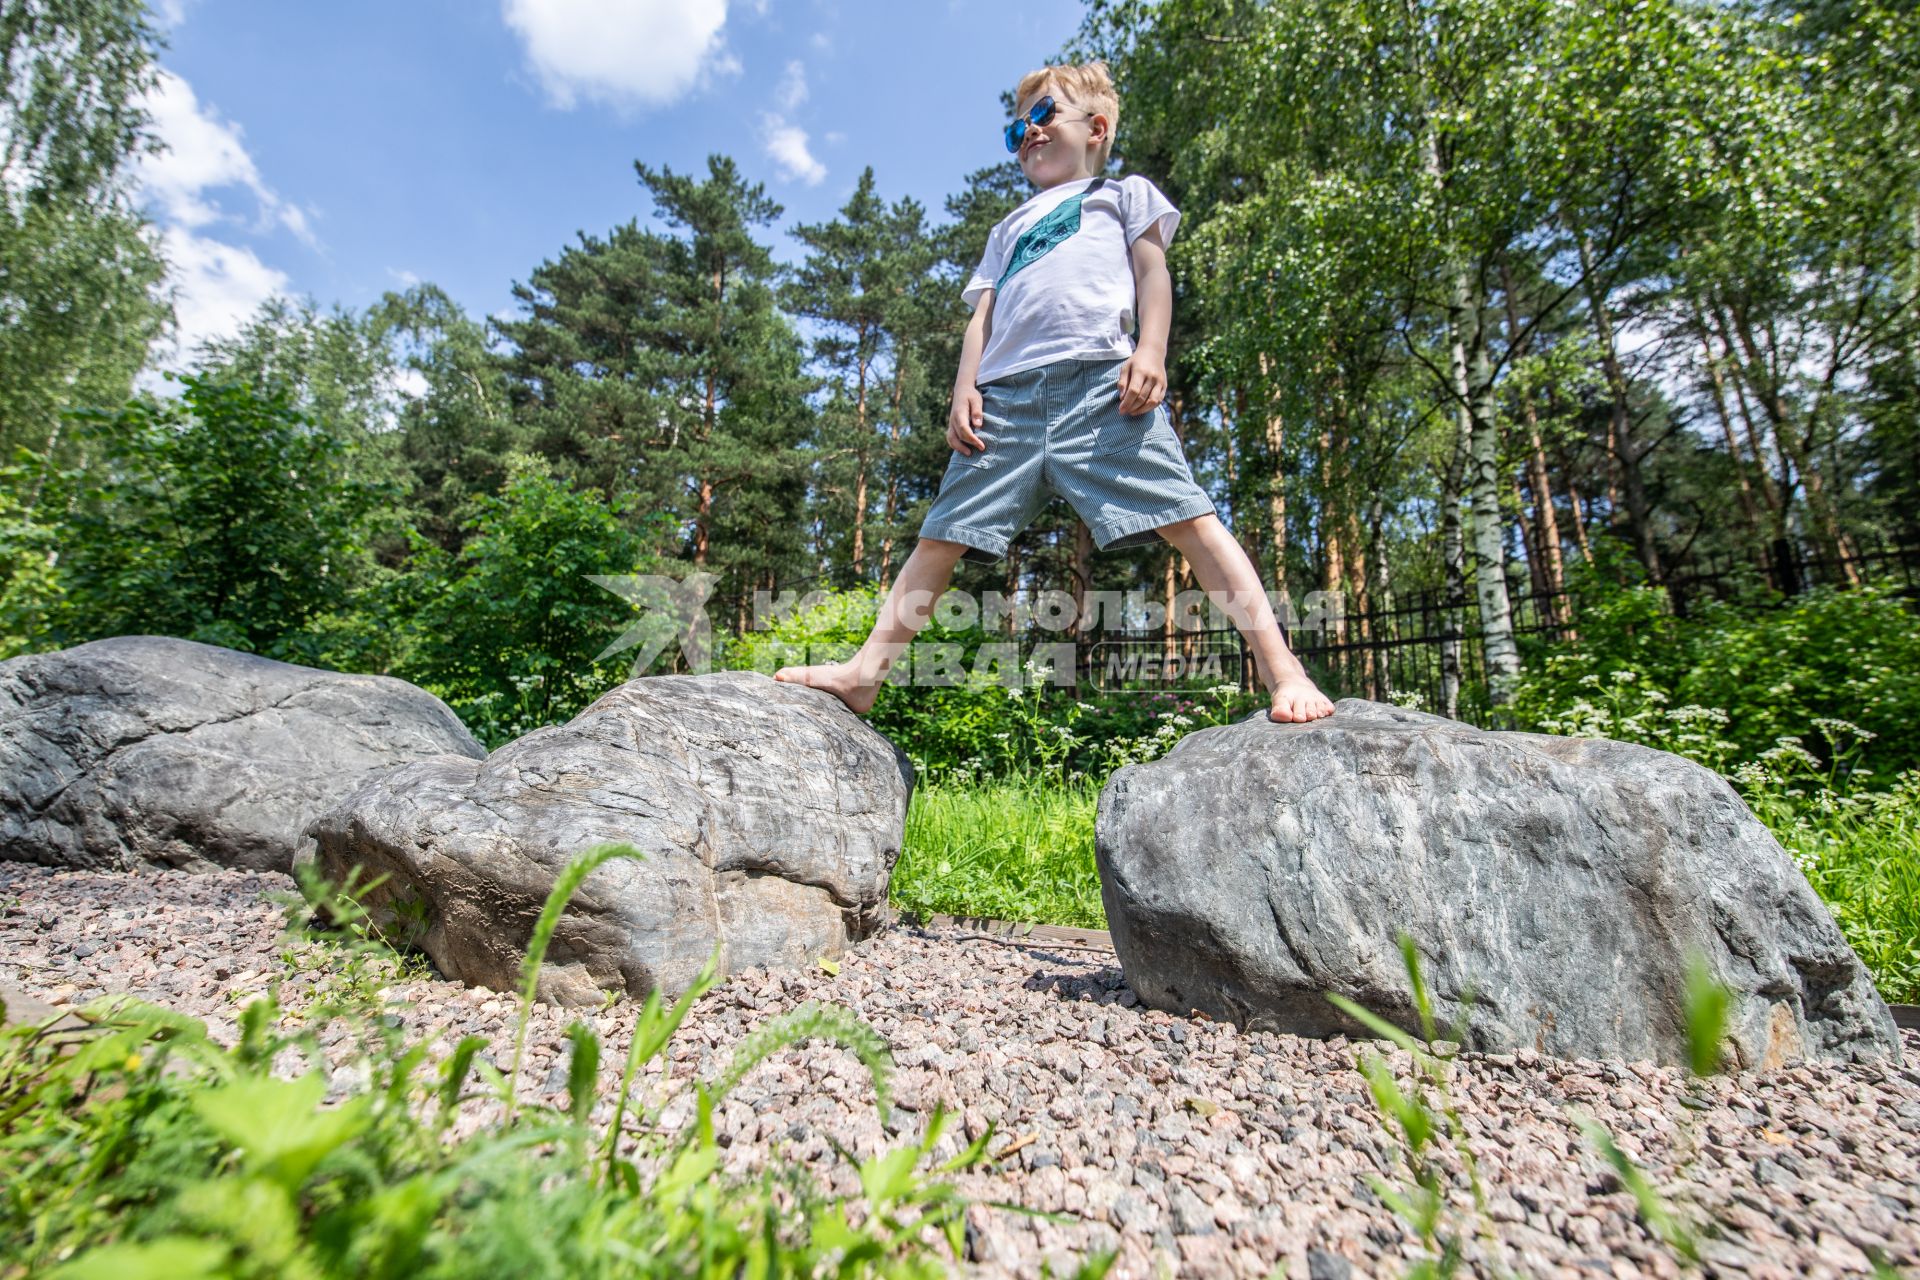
left=387, top=366, right=431, bottom=401
left=775, top=60, right=807, bottom=112
left=138, top=225, right=291, bottom=381
left=157, top=228, right=289, bottom=341
left=763, top=115, right=826, bottom=185
left=152, top=0, right=197, bottom=28
left=134, top=69, right=317, bottom=249
left=388, top=267, right=422, bottom=287
left=501, top=0, right=736, bottom=112
left=127, top=68, right=319, bottom=378
left=760, top=61, right=824, bottom=185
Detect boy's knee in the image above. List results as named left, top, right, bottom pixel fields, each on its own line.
left=915, top=537, right=970, bottom=559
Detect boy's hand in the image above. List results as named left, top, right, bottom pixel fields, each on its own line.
left=948, top=385, right=986, bottom=456
left=1116, top=350, right=1167, bottom=416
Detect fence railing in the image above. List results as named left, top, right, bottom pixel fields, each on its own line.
left=1063, top=585, right=1570, bottom=723
left=710, top=536, right=1918, bottom=724
left=1663, top=536, right=1920, bottom=614
left=1055, top=536, right=1920, bottom=723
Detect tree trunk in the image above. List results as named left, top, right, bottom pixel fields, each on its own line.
left=1575, top=234, right=1662, bottom=584
left=1424, top=102, right=1517, bottom=703
left=1005, top=541, right=1021, bottom=638
left=1565, top=478, right=1594, bottom=564
left=1517, top=476, right=1549, bottom=597
left=1230, top=385, right=1262, bottom=564
left=1465, top=345, right=1521, bottom=704
left=1257, top=353, right=1290, bottom=619
left=1346, top=483, right=1372, bottom=694
left=1450, top=265, right=1520, bottom=705
left=1499, top=260, right=1569, bottom=622
left=694, top=478, right=713, bottom=566
left=1218, top=392, right=1244, bottom=546
left=878, top=362, right=907, bottom=592
left=851, top=344, right=871, bottom=580
left=1320, top=417, right=1347, bottom=647
left=1367, top=495, right=1392, bottom=699
left=1725, top=301, right=1856, bottom=581
left=1176, top=553, right=1196, bottom=664
left=1693, top=317, right=1764, bottom=545
left=1162, top=548, right=1178, bottom=662
left=1707, top=304, right=1784, bottom=530
left=1439, top=400, right=1469, bottom=722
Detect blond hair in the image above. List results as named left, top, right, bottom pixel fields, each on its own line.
left=1014, top=60, right=1119, bottom=172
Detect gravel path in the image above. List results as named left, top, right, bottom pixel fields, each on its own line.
left=4, top=866, right=1917, bottom=1280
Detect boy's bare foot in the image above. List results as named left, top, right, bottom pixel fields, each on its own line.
left=1269, top=674, right=1335, bottom=723
left=773, top=661, right=884, bottom=715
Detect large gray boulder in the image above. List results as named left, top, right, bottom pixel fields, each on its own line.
left=1097, top=698, right=1902, bottom=1068
left=0, top=635, right=486, bottom=873
left=307, top=670, right=913, bottom=1007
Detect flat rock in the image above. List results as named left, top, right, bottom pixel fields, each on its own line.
left=0, top=635, right=485, bottom=873
left=1096, top=698, right=1902, bottom=1068
left=308, top=670, right=913, bottom=1006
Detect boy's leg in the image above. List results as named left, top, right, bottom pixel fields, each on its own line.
left=1156, top=514, right=1335, bottom=723
left=773, top=537, right=969, bottom=714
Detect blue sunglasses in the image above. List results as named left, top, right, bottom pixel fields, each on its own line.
left=1003, top=94, right=1093, bottom=154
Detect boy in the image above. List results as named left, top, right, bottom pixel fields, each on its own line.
left=776, top=60, right=1334, bottom=725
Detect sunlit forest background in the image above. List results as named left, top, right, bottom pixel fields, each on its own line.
left=5, top=0, right=1918, bottom=757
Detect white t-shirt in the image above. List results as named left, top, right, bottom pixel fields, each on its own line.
left=963, top=173, right=1181, bottom=386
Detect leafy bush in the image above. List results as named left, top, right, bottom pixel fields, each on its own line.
left=14, top=375, right=395, bottom=665
left=0, top=847, right=1113, bottom=1279
left=0, top=452, right=64, bottom=660
left=1511, top=579, right=1920, bottom=778
left=720, top=585, right=1266, bottom=785
left=396, top=454, right=677, bottom=747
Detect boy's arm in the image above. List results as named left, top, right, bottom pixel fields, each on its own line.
left=948, top=291, right=994, bottom=452
left=954, top=289, right=994, bottom=393
left=1120, top=225, right=1172, bottom=415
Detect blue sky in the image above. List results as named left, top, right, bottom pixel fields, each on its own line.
left=136, top=0, right=1089, bottom=371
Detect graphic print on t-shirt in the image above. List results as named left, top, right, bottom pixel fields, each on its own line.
left=994, top=177, right=1107, bottom=294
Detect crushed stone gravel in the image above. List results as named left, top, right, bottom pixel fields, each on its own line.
left=4, top=866, right=1917, bottom=1280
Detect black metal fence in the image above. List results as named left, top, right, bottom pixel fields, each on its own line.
left=1064, top=582, right=1571, bottom=723
left=709, top=537, right=1918, bottom=724
left=1060, top=536, right=1920, bottom=723
left=1663, top=536, right=1920, bottom=615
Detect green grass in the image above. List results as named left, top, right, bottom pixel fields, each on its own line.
left=1758, top=780, right=1920, bottom=1005
left=893, top=775, right=1104, bottom=929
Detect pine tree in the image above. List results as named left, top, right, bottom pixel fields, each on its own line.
left=497, top=154, right=815, bottom=610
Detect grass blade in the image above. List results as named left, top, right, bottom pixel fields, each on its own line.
left=508, top=842, right=649, bottom=1114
